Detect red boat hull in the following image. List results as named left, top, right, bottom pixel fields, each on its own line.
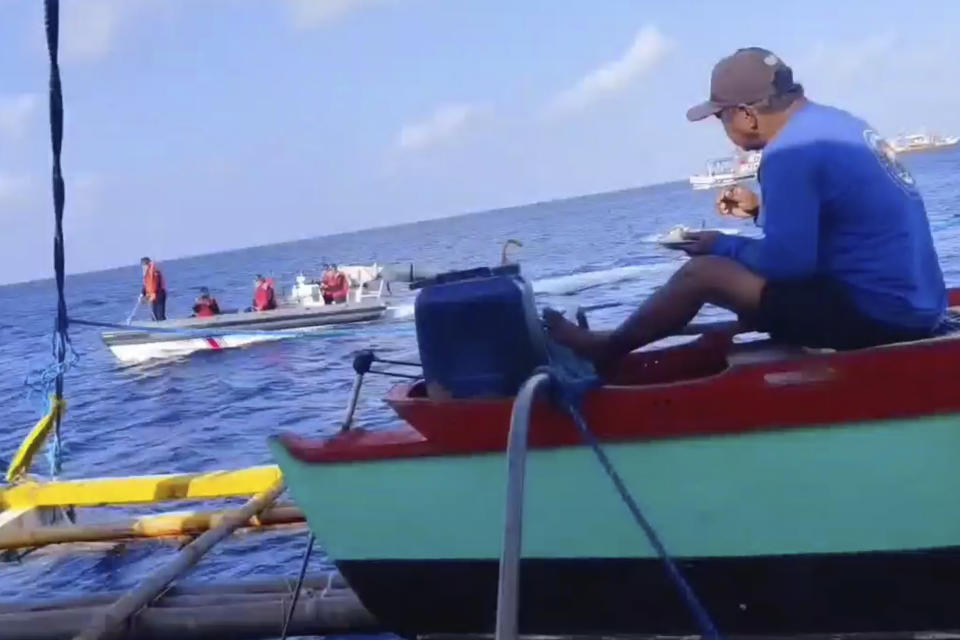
left=386, top=330, right=960, bottom=454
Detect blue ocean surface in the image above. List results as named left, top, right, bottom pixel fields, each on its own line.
left=1, top=149, right=958, bottom=611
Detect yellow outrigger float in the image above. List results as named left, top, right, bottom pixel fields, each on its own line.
left=0, top=464, right=301, bottom=551
left=2, top=387, right=296, bottom=550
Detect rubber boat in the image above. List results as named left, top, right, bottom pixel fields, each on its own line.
left=101, top=301, right=386, bottom=363
left=102, top=263, right=434, bottom=364
left=270, top=264, right=960, bottom=637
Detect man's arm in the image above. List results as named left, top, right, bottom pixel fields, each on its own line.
left=710, top=148, right=820, bottom=280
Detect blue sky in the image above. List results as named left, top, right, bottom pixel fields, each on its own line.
left=1, top=0, right=959, bottom=284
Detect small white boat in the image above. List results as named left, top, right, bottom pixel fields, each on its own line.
left=102, top=265, right=397, bottom=364
left=889, top=132, right=960, bottom=154
left=102, top=300, right=388, bottom=364
left=689, top=151, right=761, bottom=190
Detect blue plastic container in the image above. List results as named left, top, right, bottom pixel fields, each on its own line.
left=413, top=265, right=548, bottom=398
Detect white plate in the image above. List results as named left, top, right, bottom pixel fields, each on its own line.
left=659, top=240, right=697, bottom=250
left=653, top=227, right=740, bottom=249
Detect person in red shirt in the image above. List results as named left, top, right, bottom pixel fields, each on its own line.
left=251, top=275, right=277, bottom=312
left=192, top=287, right=221, bottom=317
left=140, top=257, right=167, bottom=321
left=319, top=265, right=336, bottom=303
left=322, top=264, right=350, bottom=304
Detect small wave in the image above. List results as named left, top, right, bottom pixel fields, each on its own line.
left=531, top=263, right=673, bottom=296
left=379, top=265, right=674, bottom=313
left=386, top=303, right=415, bottom=320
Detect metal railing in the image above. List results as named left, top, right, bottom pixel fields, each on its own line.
left=493, top=371, right=551, bottom=640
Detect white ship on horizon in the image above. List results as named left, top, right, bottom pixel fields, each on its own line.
left=889, top=131, right=959, bottom=154
left=689, top=151, right=761, bottom=190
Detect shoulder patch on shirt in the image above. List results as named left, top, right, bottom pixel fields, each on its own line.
left=863, top=129, right=919, bottom=196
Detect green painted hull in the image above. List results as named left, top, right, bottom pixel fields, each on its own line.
left=271, top=413, right=960, bottom=562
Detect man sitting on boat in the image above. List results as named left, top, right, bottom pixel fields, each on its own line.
left=191, top=287, right=221, bottom=317
left=140, top=257, right=167, bottom=321
left=322, top=264, right=350, bottom=304
left=251, top=275, right=277, bottom=312
left=547, top=47, right=946, bottom=362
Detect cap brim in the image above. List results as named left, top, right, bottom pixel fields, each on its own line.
left=686, top=101, right=722, bottom=122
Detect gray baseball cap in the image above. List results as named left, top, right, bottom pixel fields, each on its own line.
left=687, top=47, right=802, bottom=121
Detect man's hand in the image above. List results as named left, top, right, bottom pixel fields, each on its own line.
left=716, top=185, right=759, bottom=219
left=542, top=307, right=568, bottom=334
left=681, top=230, right=721, bottom=256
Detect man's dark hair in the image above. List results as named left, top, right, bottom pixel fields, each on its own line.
left=757, top=67, right=804, bottom=114
left=140, top=257, right=151, bottom=265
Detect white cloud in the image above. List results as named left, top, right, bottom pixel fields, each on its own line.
left=800, top=33, right=899, bottom=82
left=793, top=32, right=960, bottom=134
left=286, top=0, right=387, bottom=29
left=396, top=104, right=488, bottom=152
left=0, top=174, right=34, bottom=210
left=549, top=25, right=671, bottom=115
left=60, top=0, right=128, bottom=62
left=0, top=94, right=40, bottom=141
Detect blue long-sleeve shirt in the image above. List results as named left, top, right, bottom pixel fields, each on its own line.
left=710, top=102, right=945, bottom=330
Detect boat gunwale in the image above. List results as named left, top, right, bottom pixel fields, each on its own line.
left=276, top=325, right=960, bottom=465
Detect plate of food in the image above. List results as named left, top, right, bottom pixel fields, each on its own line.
left=653, top=225, right=740, bottom=250
left=656, top=225, right=697, bottom=249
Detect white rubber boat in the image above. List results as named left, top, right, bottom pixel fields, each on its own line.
left=101, top=300, right=388, bottom=364
left=101, top=263, right=433, bottom=364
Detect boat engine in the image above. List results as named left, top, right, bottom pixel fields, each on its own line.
left=412, top=265, right=548, bottom=399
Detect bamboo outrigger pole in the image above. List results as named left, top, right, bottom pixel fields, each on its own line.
left=73, top=479, right=285, bottom=640
left=0, top=503, right=305, bottom=551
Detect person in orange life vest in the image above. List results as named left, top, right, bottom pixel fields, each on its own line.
left=319, top=265, right=336, bottom=303
left=251, top=275, right=277, bottom=311
left=192, top=287, right=221, bottom=317
left=140, top=257, right=167, bottom=321
left=323, top=264, right=350, bottom=304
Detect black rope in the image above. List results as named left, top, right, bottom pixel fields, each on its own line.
left=367, top=368, right=421, bottom=380
left=280, top=533, right=315, bottom=640
left=44, top=0, right=71, bottom=475
left=371, top=356, right=421, bottom=368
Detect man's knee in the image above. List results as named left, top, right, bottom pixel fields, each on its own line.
left=673, top=256, right=765, bottom=308
left=674, top=256, right=733, bottom=285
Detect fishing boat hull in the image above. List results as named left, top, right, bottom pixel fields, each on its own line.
left=102, top=302, right=387, bottom=363
left=270, top=409, right=960, bottom=635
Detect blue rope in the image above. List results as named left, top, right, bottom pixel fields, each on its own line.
left=563, top=399, right=722, bottom=639
left=540, top=348, right=721, bottom=639
left=31, top=0, right=74, bottom=477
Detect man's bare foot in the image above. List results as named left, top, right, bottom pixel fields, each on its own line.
left=543, top=308, right=609, bottom=362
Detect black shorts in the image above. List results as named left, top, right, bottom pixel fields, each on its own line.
left=753, top=277, right=933, bottom=350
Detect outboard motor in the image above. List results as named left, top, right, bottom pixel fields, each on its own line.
left=412, top=265, right=548, bottom=399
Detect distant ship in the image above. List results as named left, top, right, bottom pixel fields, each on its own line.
left=889, top=132, right=960, bottom=154
left=688, top=150, right=761, bottom=190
